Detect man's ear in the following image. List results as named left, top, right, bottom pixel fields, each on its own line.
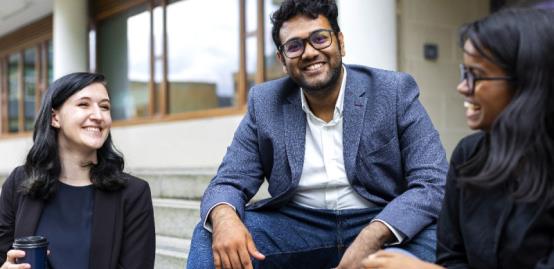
left=338, top=32, right=346, bottom=57
left=276, top=51, right=288, bottom=74
left=51, top=109, right=60, bottom=128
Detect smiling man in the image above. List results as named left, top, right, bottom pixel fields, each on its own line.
left=187, top=1, right=448, bottom=268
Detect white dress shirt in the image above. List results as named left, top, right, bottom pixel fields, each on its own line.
left=292, top=66, right=404, bottom=244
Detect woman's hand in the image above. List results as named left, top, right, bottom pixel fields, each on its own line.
left=1, top=250, right=30, bottom=269
left=361, top=250, right=444, bottom=269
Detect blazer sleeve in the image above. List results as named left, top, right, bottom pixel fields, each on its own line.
left=436, top=139, right=471, bottom=269
left=118, top=181, right=156, bottom=269
left=0, top=168, right=20, bottom=264
left=374, top=72, right=449, bottom=239
left=200, top=89, right=265, bottom=226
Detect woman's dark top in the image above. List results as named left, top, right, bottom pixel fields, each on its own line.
left=35, top=183, right=94, bottom=269
left=436, top=132, right=554, bottom=269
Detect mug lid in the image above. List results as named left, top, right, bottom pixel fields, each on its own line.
left=13, top=236, right=48, bottom=248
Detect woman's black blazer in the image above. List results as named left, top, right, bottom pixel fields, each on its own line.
left=0, top=166, right=156, bottom=269
left=436, top=132, right=554, bottom=269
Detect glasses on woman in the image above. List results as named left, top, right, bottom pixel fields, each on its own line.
left=459, top=64, right=515, bottom=95
left=279, top=29, right=334, bottom=59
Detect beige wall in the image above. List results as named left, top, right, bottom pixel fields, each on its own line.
left=397, top=0, right=489, bottom=158
left=0, top=115, right=242, bottom=174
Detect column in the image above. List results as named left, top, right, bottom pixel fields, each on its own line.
left=337, top=0, right=397, bottom=71
left=53, top=0, right=88, bottom=79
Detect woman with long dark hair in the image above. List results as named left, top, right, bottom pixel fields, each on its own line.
left=361, top=8, right=554, bottom=269
left=0, top=72, right=155, bottom=269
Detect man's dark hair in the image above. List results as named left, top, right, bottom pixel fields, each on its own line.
left=23, top=72, right=127, bottom=199
left=270, top=0, right=341, bottom=49
left=457, top=8, right=554, bottom=204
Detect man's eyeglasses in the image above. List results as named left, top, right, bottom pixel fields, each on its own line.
left=459, top=64, right=515, bottom=95
left=279, top=29, right=334, bottom=59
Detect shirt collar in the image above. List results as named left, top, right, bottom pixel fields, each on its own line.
left=300, top=65, right=347, bottom=121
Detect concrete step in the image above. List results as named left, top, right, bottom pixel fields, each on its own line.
left=155, top=235, right=189, bottom=269
left=133, top=168, right=271, bottom=201
left=153, top=198, right=200, bottom=239
left=131, top=168, right=215, bottom=200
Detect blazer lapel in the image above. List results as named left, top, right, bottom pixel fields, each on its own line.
left=284, top=85, right=306, bottom=186
left=14, top=197, right=44, bottom=237
left=90, top=189, right=118, bottom=269
left=342, top=69, right=368, bottom=182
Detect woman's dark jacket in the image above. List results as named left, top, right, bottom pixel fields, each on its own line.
left=0, top=166, right=156, bottom=269
left=436, top=132, right=554, bottom=269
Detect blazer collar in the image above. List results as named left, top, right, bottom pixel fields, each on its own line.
left=284, top=81, right=306, bottom=185
left=342, top=66, right=367, bottom=182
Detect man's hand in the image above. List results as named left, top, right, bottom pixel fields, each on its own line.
left=210, top=204, right=265, bottom=269
left=336, top=221, right=393, bottom=269
left=361, top=250, right=444, bottom=269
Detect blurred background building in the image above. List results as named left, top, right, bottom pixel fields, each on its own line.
left=0, top=0, right=550, bottom=268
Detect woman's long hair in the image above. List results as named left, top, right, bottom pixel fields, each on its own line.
left=457, top=8, right=554, bottom=203
left=23, top=72, right=126, bottom=199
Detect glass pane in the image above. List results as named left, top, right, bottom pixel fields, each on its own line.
left=89, top=30, right=96, bottom=72
left=48, top=41, right=53, bottom=85
left=8, top=54, right=19, bottom=133
left=153, top=6, right=164, bottom=113
left=246, top=36, right=257, bottom=91
left=246, top=0, right=257, bottom=91
left=24, top=48, right=36, bottom=131
left=166, top=0, right=238, bottom=114
left=265, top=0, right=285, bottom=80
left=246, top=0, right=257, bottom=33
left=97, top=5, right=150, bottom=120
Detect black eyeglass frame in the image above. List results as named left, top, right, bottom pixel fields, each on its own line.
left=279, top=29, right=335, bottom=59
left=459, top=64, right=515, bottom=95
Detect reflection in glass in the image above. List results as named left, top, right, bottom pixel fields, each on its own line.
left=246, top=0, right=257, bottom=91
left=48, top=41, right=53, bottom=85
left=265, top=0, right=284, bottom=80
left=24, top=48, right=36, bottom=131
left=97, top=5, right=150, bottom=120
left=153, top=6, right=164, bottom=113
left=8, top=54, right=19, bottom=133
left=166, top=0, right=238, bottom=114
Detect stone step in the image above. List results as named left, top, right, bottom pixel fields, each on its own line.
left=130, top=168, right=216, bottom=200
left=134, top=168, right=271, bottom=201
left=155, top=235, right=189, bottom=269
left=153, top=198, right=200, bottom=239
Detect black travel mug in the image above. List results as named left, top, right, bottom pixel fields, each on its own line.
left=12, top=236, right=48, bottom=269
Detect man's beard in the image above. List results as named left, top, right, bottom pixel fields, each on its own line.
left=295, top=60, right=342, bottom=95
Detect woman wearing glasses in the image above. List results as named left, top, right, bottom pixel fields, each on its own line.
left=362, top=8, right=554, bottom=269
left=0, top=73, right=155, bottom=269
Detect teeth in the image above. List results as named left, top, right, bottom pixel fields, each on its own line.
left=464, top=101, right=480, bottom=110
left=306, top=63, right=323, bottom=70
left=85, top=127, right=101, bottom=132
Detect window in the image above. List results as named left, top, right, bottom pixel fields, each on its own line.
left=166, top=0, right=239, bottom=114
left=97, top=4, right=151, bottom=120
left=1, top=42, right=52, bottom=134
left=92, top=0, right=285, bottom=123
left=7, top=54, right=19, bottom=133
left=24, top=48, right=37, bottom=131
left=0, top=15, right=52, bottom=135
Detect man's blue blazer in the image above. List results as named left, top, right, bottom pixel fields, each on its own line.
left=200, top=64, right=448, bottom=239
